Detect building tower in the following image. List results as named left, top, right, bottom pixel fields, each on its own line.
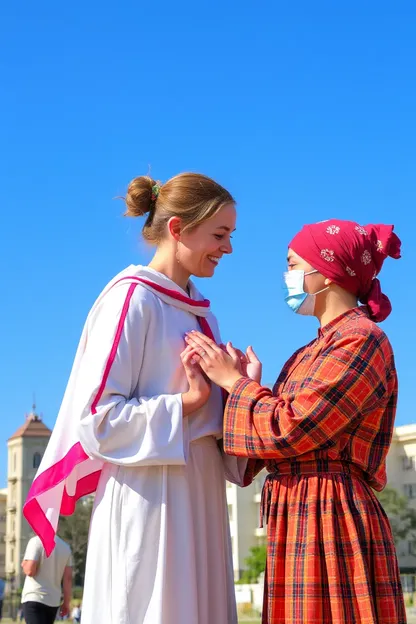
left=5, top=405, right=51, bottom=588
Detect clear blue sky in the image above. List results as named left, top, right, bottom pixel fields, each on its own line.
left=1, top=1, right=415, bottom=485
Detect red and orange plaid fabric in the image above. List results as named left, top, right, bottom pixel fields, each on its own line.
left=224, top=307, right=405, bottom=624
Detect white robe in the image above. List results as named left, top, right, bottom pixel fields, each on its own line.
left=76, top=266, right=244, bottom=624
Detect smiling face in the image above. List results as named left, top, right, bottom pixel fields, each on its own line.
left=176, top=202, right=236, bottom=278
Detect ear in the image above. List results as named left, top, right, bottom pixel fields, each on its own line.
left=167, top=216, right=182, bottom=241
left=324, top=277, right=333, bottom=286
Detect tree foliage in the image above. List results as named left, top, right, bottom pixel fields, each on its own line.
left=58, top=497, right=93, bottom=586
left=240, top=545, right=267, bottom=583
left=376, top=485, right=416, bottom=545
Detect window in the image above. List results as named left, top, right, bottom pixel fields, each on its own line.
left=13, top=453, right=16, bottom=472
left=228, top=504, right=233, bottom=521
left=0, top=555, right=4, bottom=565
left=409, top=541, right=416, bottom=556
left=402, top=456, right=414, bottom=471
left=33, top=453, right=42, bottom=470
left=403, top=484, right=416, bottom=498
left=402, top=573, right=416, bottom=592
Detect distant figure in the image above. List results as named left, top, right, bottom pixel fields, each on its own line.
left=21, top=535, right=72, bottom=624
left=71, top=604, right=81, bottom=622
left=0, top=577, right=5, bottom=621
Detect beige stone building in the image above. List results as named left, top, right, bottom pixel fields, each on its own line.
left=5, top=407, right=51, bottom=588
left=0, top=488, right=7, bottom=578
left=386, top=424, right=416, bottom=572
left=226, top=473, right=267, bottom=580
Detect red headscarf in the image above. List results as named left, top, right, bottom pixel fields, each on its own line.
left=289, top=219, right=401, bottom=322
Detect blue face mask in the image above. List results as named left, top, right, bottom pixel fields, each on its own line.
left=283, top=270, right=329, bottom=316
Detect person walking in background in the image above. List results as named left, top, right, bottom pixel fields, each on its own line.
left=71, top=604, right=81, bottom=622
left=21, top=534, right=72, bottom=624
left=185, top=219, right=406, bottom=623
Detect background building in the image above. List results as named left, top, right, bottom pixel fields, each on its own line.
left=5, top=406, right=51, bottom=588
left=0, top=488, right=7, bottom=578
left=227, top=474, right=266, bottom=579
left=386, top=424, right=416, bottom=572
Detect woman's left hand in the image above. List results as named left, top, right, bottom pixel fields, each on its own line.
left=184, top=331, right=244, bottom=393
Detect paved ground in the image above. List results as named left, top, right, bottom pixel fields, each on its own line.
left=2, top=612, right=413, bottom=623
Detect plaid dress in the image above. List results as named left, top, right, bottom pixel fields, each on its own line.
left=224, top=308, right=405, bottom=624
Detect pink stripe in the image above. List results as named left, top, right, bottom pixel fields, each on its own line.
left=24, top=282, right=139, bottom=554
left=198, top=316, right=215, bottom=341
left=91, top=282, right=137, bottom=414
left=60, top=470, right=101, bottom=515
left=25, top=441, right=90, bottom=500
left=23, top=443, right=96, bottom=555
left=112, top=276, right=210, bottom=309
left=24, top=498, right=56, bottom=557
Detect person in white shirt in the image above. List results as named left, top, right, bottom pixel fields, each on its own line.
left=21, top=535, right=72, bottom=624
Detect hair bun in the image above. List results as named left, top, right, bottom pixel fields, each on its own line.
left=124, top=175, right=157, bottom=217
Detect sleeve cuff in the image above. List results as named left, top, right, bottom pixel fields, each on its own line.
left=228, top=377, right=261, bottom=399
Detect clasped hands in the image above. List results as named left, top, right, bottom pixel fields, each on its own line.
left=183, top=331, right=262, bottom=393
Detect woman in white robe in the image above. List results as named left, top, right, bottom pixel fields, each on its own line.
left=24, top=172, right=245, bottom=624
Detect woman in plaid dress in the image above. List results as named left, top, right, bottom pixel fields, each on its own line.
left=185, top=219, right=406, bottom=624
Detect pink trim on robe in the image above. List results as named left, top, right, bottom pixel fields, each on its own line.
left=23, top=283, right=138, bottom=556
left=113, top=276, right=210, bottom=309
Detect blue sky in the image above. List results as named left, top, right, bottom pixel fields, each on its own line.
left=1, top=0, right=415, bottom=485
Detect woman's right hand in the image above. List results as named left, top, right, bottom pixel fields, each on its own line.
left=181, top=345, right=211, bottom=416
left=221, top=343, right=262, bottom=384
left=239, top=345, right=262, bottom=384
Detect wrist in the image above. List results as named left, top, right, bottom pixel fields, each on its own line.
left=222, top=373, right=245, bottom=394
left=182, top=391, right=204, bottom=417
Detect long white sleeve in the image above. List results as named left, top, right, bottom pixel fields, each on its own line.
left=77, top=282, right=187, bottom=467
left=221, top=450, right=249, bottom=486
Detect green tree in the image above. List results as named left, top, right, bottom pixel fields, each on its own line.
left=376, top=485, right=416, bottom=545
left=240, top=545, right=267, bottom=583
left=58, top=497, right=93, bottom=586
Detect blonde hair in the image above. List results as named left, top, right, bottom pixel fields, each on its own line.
left=124, top=172, right=234, bottom=245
